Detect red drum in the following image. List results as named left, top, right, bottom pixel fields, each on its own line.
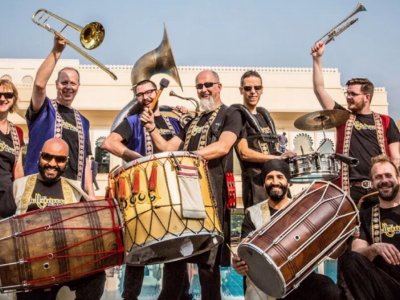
left=238, top=181, right=359, bottom=298
left=108, top=151, right=223, bottom=265
left=0, top=199, right=124, bottom=292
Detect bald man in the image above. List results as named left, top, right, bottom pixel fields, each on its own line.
left=1, top=138, right=106, bottom=300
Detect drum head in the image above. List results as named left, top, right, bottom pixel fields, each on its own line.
left=238, top=243, right=286, bottom=298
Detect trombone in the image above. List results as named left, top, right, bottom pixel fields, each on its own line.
left=315, top=3, right=366, bottom=45
left=32, top=9, right=117, bottom=80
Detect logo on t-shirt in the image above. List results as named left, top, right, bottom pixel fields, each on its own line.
left=381, top=222, right=400, bottom=238
left=0, top=140, right=16, bottom=155
left=63, top=121, right=78, bottom=133
left=29, top=193, right=65, bottom=209
left=353, top=120, right=376, bottom=131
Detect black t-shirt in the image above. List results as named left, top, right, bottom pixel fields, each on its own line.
left=240, top=112, right=276, bottom=170
left=335, top=103, right=400, bottom=180
left=113, top=115, right=176, bottom=146
left=0, top=131, right=16, bottom=192
left=26, top=179, right=65, bottom=212
left=178, top=106, right=243, bottom=152
left=359, top=205, right=400, bottom=250
left=27, top=102, right=92, bottom=180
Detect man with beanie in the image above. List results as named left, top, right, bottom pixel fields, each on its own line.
left=232, top=159, right=341, bottom=300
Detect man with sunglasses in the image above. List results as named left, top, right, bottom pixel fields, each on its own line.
left=311, top=41, right=400, bottom=205
left=24, top=35, right=95, bottom=199
left=1, top=138, right=106, bottom=300
left=234, top=70, right=296, bottom=210
left=312, top=41, right=400, bottom=299
left=102, top=79, right=184, bottom=300
left=141, top=69, right=244, bottom=300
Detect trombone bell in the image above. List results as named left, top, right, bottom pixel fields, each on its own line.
left=32, top=9, right=117, bottom=80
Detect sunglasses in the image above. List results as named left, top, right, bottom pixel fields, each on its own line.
left=40, top=152, right=69, bottom=164
left=0, top=92, right=14, bottom=99
left=195, top=82, right=219, bottom=89
left=136, top=89, right=156, bottom=99
left=242, top=86, right=263, bottom=92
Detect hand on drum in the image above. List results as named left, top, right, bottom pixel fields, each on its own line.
left=232, top=255, right=248, bottom=276
left=372, top=242, right=400, bottom=265
left=280, top=150, right=297, bottom=161
left=140, top=107, right=155, bottom=130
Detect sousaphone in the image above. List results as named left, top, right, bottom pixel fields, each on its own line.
left=111, top=26, right=182, bottom=131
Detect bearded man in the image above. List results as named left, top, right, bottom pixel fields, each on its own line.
left=341, top=154, right=400, bottom=300
left=141, top=69, right=244, bottom=300
left=233, top=159, right=341, bottom=300
left=0, top=137, right=106, bottom=300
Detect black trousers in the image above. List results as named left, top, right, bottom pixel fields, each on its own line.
left=341, top=251, right=400, bottom=300
left=122, top=265, right=144, bottom=300
left=16, top=271, right=106, bottom=300
left=160, top=250, right=221, bottom=300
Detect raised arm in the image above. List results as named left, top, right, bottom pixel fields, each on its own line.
left=32, top=35, right=66, bottom=112
left=311, top=41, right=335, bottom=110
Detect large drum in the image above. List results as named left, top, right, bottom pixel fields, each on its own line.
left=0, top=199, right=124, bottom=292
left=108, top=151, right=223, bottom=265
left=288, top=153, right=340, bottom=183
left=238, top=181, right=359, bottom=298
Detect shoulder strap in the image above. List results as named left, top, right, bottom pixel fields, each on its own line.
left=210, top=104, right=228, bottom=143
left=256, top=107, right=277, bottom=135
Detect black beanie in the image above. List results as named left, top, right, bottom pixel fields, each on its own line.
left=261, top=159, right=291, bottom=182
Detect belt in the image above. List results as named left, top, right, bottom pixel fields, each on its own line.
left=350, top=180, right=372, bottom=189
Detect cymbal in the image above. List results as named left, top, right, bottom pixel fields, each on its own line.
left=294, top=109, right=350, bottom=131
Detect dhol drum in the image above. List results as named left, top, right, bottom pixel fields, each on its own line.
left=288, top=153, right=340, bottom=183
left=238, top=181, right=359, bottom=298
left=0, top=199, right=124, bottom=292
left=108, top=151, right=223, bottom=265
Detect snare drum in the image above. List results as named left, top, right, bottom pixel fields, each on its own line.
left=0, top=199, right=124, bottom=292
left=238, top=181, right=359, bottom=298
left=109, top=151, right=223, bottom=265
left=289, top=153, right=340, bottom=183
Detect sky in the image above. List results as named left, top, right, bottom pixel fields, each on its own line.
left=2, top=0, right=400, bottom=121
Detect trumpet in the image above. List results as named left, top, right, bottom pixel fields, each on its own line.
left=315, top=3, right=366, bottom=45
left=32, top=9, right=117, bottom=80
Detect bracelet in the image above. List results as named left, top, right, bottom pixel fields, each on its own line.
left=148, top=126, right=156, bottom=133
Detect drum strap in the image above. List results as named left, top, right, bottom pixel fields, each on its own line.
left=51, top=100, right=85, bottom=182
left=371, top=205, right=382, bottom=243
left=341, top=112, right=385, bottom=193
left=231, top=104, right=277, bottom=155
left=9, top=122, right=21, bottom=164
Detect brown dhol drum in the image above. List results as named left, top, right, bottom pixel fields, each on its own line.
left=288, top=153, right=340, bottom=183
left=0, top=199, right=124, bottom=292
left=108, top=151, right=223, bottom=265
left=238, top=181, right=359, bottom=298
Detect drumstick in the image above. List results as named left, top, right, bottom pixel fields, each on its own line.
left=226, top=243, right=237, bottom=256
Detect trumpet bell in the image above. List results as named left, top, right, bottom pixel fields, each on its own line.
left=131, top=26, right=182, bottom=90
left=81, top=22, right=105, bottom=50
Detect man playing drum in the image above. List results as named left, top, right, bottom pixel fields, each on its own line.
left=311, top=41, right=400, bottom=205
left=0, top=138, right=106, bottom=300
left=102, top=79, right=186, bottom=300
left=234, top=70, right=295, bottom=210
left=141, top=69, right=244, bottom=299
left=232, top=159, right=341, bottom=300
left=341, top=154, right=400, bottom=299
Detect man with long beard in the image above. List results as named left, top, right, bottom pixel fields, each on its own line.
left=341, top=154, right=400, bottom=299
left=141, top=69, right=244, bottom=299
left=232, top=159, right=341, bottom=300
left=1, top=138, right=106, bottom=300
